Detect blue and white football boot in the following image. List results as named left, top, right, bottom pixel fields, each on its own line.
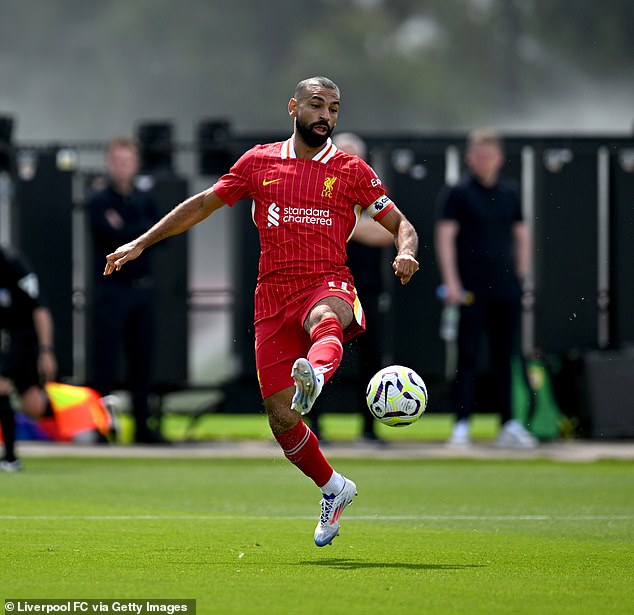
left=291, top=358, right=323, bottom=415
left=314, top=477, right=357, bottom=547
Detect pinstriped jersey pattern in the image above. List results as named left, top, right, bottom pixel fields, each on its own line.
left=212, top=137, right=393, bottom=319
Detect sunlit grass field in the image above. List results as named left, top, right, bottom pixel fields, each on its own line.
left=2, top=451, right=633, bottom=615
left=119, top=410, right=502, bottom=444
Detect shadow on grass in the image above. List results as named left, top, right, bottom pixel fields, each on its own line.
left=300, top=559, right=485, bottom=571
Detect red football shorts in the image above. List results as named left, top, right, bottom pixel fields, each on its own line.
left=254, top=279, right=366, bottom=399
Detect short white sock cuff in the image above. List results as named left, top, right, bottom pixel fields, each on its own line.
left=321, top=471, right=345, bottom=496
left=316, top=373, right=324, bottom=391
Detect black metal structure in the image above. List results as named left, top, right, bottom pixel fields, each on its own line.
left=7, top=132, right=633, bottom=437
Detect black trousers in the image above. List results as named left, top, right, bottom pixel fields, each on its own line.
left=92, top=281, right=156, bottom=431
left=454, top=294, right=521, bottom=425
left=0, top=395, right=16, bottom=460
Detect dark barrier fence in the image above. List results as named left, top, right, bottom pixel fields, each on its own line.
left=3, top=132, right=633, bottom=435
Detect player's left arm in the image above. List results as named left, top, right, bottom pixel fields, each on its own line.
left=351, top=214, right=394, bottom=247
left=377, top=206, right=419, bottom=285
left=354, top=159, right=418, bottom=283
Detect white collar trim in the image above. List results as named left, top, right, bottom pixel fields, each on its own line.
left=281, top=136, right=338, bottom=163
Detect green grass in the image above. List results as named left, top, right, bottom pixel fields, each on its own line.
left=122, top=412, right=501, bottom=444
left=1, top=456, right=633, bottom=614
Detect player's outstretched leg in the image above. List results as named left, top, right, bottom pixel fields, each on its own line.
left=314, top=476, right=357, bottom=547
left=268, top=397, right=357, bottom=546
left=291, top=358, right=324, bottom=415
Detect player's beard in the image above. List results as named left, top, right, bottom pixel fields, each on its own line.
left=296, top=116, right=333, bottom=148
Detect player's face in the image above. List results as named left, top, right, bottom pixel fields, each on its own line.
left=292, top=86, right=340, bottom=148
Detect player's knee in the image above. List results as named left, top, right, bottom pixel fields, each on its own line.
left=308, top=303, right=337, bottom=325
left=306, top=299, right=352, bottom=331
left=264, top=390, right=299, bottom=434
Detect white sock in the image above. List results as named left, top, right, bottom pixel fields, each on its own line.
left=315, top=373, right=324, bottom=393
left=321, top=471, right=345, bottom=496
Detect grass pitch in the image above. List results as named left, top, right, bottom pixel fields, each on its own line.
left=1, top=453, right=633, bottom=615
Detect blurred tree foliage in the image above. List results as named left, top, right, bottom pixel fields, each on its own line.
left=0, top=0, right=632, bottom=139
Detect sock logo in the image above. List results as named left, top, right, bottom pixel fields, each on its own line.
left=267, top=202, right=280, bottom=227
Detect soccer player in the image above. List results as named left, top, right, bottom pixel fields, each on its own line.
left=104, top=76, right=419, bottom=546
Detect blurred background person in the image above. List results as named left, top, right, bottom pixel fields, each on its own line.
left=310, top=132, right=394, bottom=444
left=0, top=246, right=57, bottom=471
left=435, top=128, right=536, bottom=449
left=87, top=137, right=164, bottom=444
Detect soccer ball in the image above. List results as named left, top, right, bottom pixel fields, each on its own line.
left=366, top=365, right=428, bottom=427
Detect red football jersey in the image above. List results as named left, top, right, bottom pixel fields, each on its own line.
left=213, top=136, right=394, bottom=302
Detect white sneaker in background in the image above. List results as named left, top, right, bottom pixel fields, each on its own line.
left=446, top=420, right=472, bottom=449
left=495, top=419, right=539, bottom=449
left=0, top=458, right=23, bottom=472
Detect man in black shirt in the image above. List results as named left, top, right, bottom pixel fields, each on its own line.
left=435, top=128, right=536, bottom=448
left=0, top=246, right=57, bottom=471
left=88, top=137, right=163, bottom=444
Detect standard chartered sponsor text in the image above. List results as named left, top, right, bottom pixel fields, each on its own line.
left=283, top=206, right=332, bottom=225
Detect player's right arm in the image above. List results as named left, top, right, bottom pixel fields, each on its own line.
left=104, top=188, right=225, bottom=275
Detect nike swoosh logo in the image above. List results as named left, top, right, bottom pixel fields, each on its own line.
left=262, top=178, right=283, bottom=186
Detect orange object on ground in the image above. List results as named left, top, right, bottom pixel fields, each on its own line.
left=39, top=382, right=112, bottom=441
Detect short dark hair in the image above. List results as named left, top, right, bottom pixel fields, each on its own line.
left=294, top=76, right=340, bottom=100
